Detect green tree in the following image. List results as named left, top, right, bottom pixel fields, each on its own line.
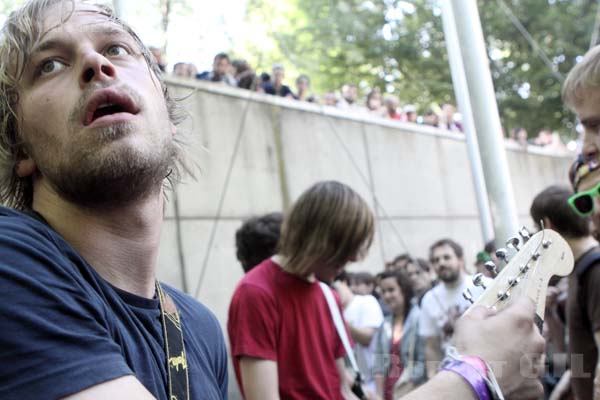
left=245, top=0, right=454, bottom=104
left=243, top=0, right=597, bottom=137
left=478, top=0, right=596, bottom=137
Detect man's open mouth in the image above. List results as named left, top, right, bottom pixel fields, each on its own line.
left=83, top=88, right=140, bottom=126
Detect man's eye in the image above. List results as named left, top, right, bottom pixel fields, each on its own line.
left=37, top=59, right=66, bottom=76
left=583, top=120, right=600, bottom=132
left=106, top=45, right=128, bottom=56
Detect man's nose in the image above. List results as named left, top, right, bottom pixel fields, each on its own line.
left=582, top=132, right=600, bottom=160
left=79, top=50, right=116, bottom=88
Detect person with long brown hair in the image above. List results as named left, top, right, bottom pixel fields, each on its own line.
left=228, top=180, right=375, bottom=400
left=373, top=270, right=426, bottom=400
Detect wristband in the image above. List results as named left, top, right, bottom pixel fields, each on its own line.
left=443, top=346, right=504, bottom=400
left=463, top=355, right=489, bottom=378
left=442, top=360, right=492, bottom=400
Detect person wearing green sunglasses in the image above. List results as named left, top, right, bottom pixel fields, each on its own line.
left=564, top=43, right=600, bottom=400
left=568, top=176, right=600, bottom=217
left=531, top=184, right=598, bottom=400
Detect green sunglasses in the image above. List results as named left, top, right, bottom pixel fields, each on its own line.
left=568, top=181, right=600, bottom=217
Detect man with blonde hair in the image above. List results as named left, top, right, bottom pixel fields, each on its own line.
left=0, top=1, right=227, bottom=399
left=562, top=44, right=600, bottom=400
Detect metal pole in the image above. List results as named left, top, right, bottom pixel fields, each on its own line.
left=440, top=0, right=495, bottom=243
left=112, top=0, right=125, bottom=19
left=449, top=0, right=519, bottom=244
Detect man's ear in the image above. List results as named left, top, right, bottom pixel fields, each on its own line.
left=171, top=123, right=177, bottom=137
left=542, top=216, right=554, bottom=230
left=15, top=157, right=36, bottom=177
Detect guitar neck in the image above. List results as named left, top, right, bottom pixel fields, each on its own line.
left=467, top=229, right=574, bottom=326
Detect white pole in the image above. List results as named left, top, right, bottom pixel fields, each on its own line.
left=440, top=0, right=495, bottom=243
left=112, top=0, right=125, bottom=19
left=449, top=0, right=520, bottom=245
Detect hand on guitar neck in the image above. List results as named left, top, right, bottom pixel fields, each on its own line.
left=463, top=228, right=574, bottom=328
left=454, top=228, right=574, bottom=399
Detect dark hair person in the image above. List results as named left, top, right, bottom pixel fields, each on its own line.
left=373, top=270, right=426, bottom=400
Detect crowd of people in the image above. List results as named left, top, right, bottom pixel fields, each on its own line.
left=233, top=211, right=496, bottom=399
left=230, top=182, right=546, bottom=400
left=0, top=1, right=596, bottom=400
left=164, top=50, right=573, bottom=153
left=232, top=176, right=599, bottom=400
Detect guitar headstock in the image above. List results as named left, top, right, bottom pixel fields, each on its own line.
left=464, top=228, right=574, bottom=327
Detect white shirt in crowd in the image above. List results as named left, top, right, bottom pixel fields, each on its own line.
left=344, top=294, right=384, bottom=391
left=418, top=275, right=489, bottom=351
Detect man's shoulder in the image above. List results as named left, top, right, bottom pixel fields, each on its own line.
left=0, top=205, right=45, bottom=232
left=351, top=294, right=384, bottom=326
left=197, top=70, right=211, bottom=80
left=162, top=283, right=227, bottom=352
left=162, top=283, right=220, bottom=326
left=352, top=294, right=381, bottom=310
left=577, top=251, right=600, bottom=292
left=420, top=284, right=445, bottom=310
left=422, top=282, right=444, bottom=299
left=261, top=82, right=276, bottom=94
left=235, top=259, right=278, bottom=293
left=0, top=206, right=63, bottom=253
left=575, top=246, right=600, bottom=277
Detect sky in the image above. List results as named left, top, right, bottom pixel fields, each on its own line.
left=0, top=0, right=248, bottom=74
left=119, top=0, right=248, bottom=73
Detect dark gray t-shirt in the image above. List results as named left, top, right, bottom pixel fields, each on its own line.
left=0, top=206, right=228, bottom=400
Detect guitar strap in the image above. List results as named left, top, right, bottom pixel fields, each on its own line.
left=156, top=282, right=190, bottom=400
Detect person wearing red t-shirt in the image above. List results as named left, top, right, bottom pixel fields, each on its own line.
left=228, top=181, right=374, bottom=400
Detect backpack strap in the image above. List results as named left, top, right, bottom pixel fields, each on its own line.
left=575, top=246, right=600, bottom=278
left=574, top=246, right=600, bottom=332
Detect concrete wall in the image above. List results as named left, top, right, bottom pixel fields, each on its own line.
left=156, top=78, right=574, bottom=397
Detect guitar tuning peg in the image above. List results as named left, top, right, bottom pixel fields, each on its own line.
left=519, top=264, right=529, bottom=273
left=519, top=226, right=531, bottom=243
left=497, top=290, right=510, bottom=301
left=508, top=276, right=521, bottom=286
left=472, top=273, right=487, bottom=290
left=462, top=288, right=474, bottom=304
left=484, top=261, right=498, bottom=277
left=496, top=248, right=510, bottom=263
left=506, top=236, right=520, bottom=251
left=542, top=239, right=552, bottom=249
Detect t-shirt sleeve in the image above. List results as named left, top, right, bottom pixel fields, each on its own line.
left=584, top=264, right=600, bottom=333
left=418, top=292, right=439, bottom=337
left=0, top=221, right=132, bottom=400
left=228, top=282, right=279, bottom=361
left=360, top=295, right=385, bottom=328
left=202, top=305, right=229, bottom=399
